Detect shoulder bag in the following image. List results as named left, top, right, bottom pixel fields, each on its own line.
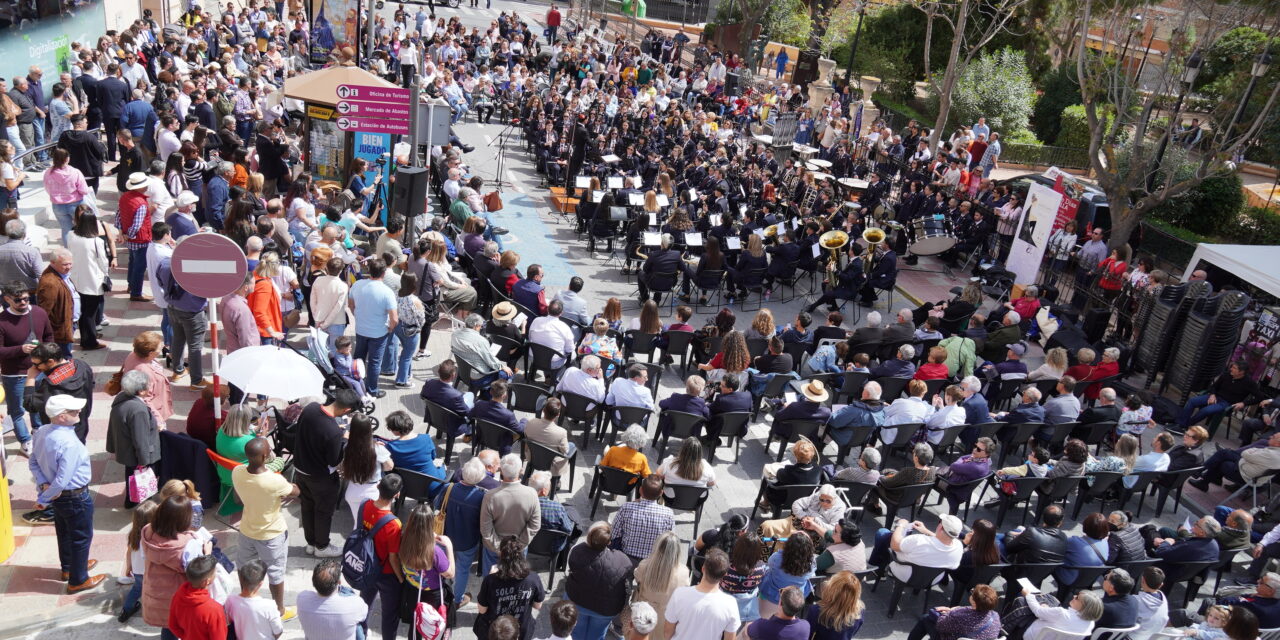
left=433, top=483, right=454, bottom=535
left=483, top=190, right=503, bottom=212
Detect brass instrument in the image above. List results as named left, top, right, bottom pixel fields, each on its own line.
left=862, top=227, right=886, bottom=275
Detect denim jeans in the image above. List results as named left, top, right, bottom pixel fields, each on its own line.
left=5, top=125, right=25, bottom=165
left=31, top=120, right=46, bottom=161
left=127, top=247, right=148, bottom=297
left=51, top=201, right=81, bottom=246
left=571, top=605, right=614, bottom=640
left=452, top=544, right=479, bottom=603
left=392, top=324, right=416, bottom=385
left=868, top=528, right=893, bottom=568
left=122, top=574, right=144, bottom=611
left=168, top=307, right=208, bottom=381
left=480, top=212, right=505, bottom=251
left=324, top=323, right=346, bottom=350
left=1177, top=394, right=1230, bottom=429
left=52, top=489, right=95, bottom=585
left=353, top=333, right=390, bottom=393
left=2, top=375, right=29, bottom=443
left=381, top=331, right=397, bottom=375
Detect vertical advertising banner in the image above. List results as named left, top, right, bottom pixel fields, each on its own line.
left=352, top=130, right=391, bottom=217
left=309, top=0, right=360, bottom=65
left=0, top=0, right=107, bottom=101
left=1006, top=181, right=1064, bottom=285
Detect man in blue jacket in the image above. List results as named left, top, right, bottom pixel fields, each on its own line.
left=466, top=380, right=522, bottom=455
left=657, top=375, right=709, bottom=438
left=958, top=376, right=991, bottom=448
left=828, top=382, right=886, bottom=448
left=95, top=64, right=131, bottom=161
left=419, top=359, right=472, bottom=437
left=704, top=372, right=752, bottom=445
left=1150, top=516, right=1221, bottom=575
left=156, top=254, right=210, bottom=390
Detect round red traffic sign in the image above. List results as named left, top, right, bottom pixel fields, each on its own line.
left=171, top=232, right=249, bottom=299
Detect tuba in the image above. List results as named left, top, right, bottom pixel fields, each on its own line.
left=862, top=227, right=886, bottom=275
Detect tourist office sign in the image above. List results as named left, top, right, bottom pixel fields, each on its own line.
left=335, top=83, right=411, bottom=136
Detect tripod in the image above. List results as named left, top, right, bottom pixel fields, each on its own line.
left=487, top=122, right=517, bottom=191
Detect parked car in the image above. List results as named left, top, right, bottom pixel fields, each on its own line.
left=996, top=173, right=1111, bottom=231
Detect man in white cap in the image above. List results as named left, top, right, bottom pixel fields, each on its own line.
left=117, top=172, right=153, bottom=301
left=868, top=512, right=964, bottom=583
left=29, top=394, right=107, bottom=593
left=166, top=190, right=201, bottom=240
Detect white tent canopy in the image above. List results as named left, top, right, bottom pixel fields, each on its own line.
left=1183, top=243, right=1280, bottom=299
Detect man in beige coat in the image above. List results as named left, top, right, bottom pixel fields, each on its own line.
left=479, top=453, right=540, bottom=575
left=522, top=397, right=575, bottom=481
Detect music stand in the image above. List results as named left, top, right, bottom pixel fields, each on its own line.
left=486, top=121, right=517, bottom=191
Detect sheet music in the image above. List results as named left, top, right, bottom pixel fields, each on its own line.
left=791, top=218, right=801, bottom=230
left=689, top=188, right=698, bottom=200
left=575, top=176, right=592, bottom=188
left=607, top=177, right=624, bottom=189
left=490, top=343, right=503, bottom=356
left=738, top=203, right=748, bottom=215
left=753, top=228, right=766, bottom=237
left=629, top=176, right=642, bottom=188
left=592, top=190, right=606, bottom=202
left=685, top=232, right=703, bottom=247
left=643, top=232, right=661, bottom=246
left=710, top=214, right=722, bottom=226
left=812, top=243, right=821, bottom=258
left=725, top=236, right=742, bottom=250
left=513, top=312, right=528, bottom=328
left=647, top=213, right=658, bottom=227
left=602, top=154, right=621, bottom=163
left=656, top=194, right=670, bottom=207
left=784, top=392, right=797, bottom=404
left=628, top=193, right=645, bottom=206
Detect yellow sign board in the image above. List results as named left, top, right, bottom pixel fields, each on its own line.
left=307, top=105, right=336, bottom=120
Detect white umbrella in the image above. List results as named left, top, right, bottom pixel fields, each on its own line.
left=218, top=345, right=325, bottom=400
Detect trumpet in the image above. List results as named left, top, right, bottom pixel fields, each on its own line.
left=862, top=227, right=886, bottom=275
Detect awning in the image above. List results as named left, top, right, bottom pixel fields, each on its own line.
left=283, top=66, right=399, bottom=106
left=1184, top=243, right=1280, bottom=300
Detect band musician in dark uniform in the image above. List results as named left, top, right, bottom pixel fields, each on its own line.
left=859, top=239, right=898, bottom=307
left=805, top=245, right=866, bottom=313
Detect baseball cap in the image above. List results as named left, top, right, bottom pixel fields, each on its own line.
left=939, top=514, right=963, bottom=538
left=1008, top=343, right=1027, bottom=356
left=47, top=394, right=87, bottom=417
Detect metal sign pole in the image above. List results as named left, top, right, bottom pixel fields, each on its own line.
left=210, top=300, right=222, bottom=422
left=410, top=76, right=423, bottom=168
left=365, top=0, right=376, bottom=66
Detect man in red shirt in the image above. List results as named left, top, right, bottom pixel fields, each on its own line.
left=168, top=555, right=226, bottom=640
left=545, top=4, right=561, bottom=43
left=359, top=474, right=405, bottom=640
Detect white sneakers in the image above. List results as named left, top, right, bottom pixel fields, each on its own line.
left=19, top=440, right=32, bottom=457
left=314, top=545, right=342, bottom=558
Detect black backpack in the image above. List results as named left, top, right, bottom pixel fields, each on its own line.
left=342, top=501, right=397, bottom=592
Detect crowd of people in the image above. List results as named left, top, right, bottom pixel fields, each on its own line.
left=4, top=1, right=1280, bottom=640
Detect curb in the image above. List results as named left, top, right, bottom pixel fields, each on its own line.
left=0, top=587, right=117, bottom=640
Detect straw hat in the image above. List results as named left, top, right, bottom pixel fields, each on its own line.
left=800, top=380, right=829, bottom=403
left=125, top=173, right=149, bottom=191
left=492, top=301, right=517, bottom=322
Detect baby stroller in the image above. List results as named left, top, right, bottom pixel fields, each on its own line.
left=284, top=328, right=380, bottom=428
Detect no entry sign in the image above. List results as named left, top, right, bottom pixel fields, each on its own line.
left=171, top=233, right=249, bottom=299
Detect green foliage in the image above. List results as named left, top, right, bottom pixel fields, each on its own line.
left=859, top=46, right=918, bottom=104
left=1004, top=128, right=1042, bottom=145
left=1197, top=27, right=1270, bottom=95
left=761, top=0, right=811, bottom=48
left=1055, top=104, right=1112, bottom=148
left=933, top=47, right=1035, bottom=134
left=873, top=92, right=933, bottom=124
left=1150, top=172, right=1245, bottom=237
left=859, top=4, right=950, bottom=81
left=1031, top=65, right=1082, bottom=146
left=1224, top=207, right=1280, bottom=245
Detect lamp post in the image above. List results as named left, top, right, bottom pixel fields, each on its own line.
left=1227, top=46, right=1273, bottom=144
left=843, top=0, right=867, bottom=85
left=1147, top=49, right=1201, bottom=193
left=1133, top=15, right=1164, bottom=86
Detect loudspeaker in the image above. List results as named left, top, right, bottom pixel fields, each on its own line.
left=725, top=71, right=741, bottom=97
left=391, top=166, right=429, bottom=219
left=794, top=49, right=821, bottom=87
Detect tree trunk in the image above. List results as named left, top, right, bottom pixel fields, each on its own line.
left=1106, top=200, right=1145, bottom=252
left=928, top=0, right=969, bottom=149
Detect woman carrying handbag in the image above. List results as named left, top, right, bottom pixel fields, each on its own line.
left=399, top=504, right=456, bottom=637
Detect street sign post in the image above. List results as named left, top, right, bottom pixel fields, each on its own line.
left=335, top=84, right=411, bottom=101
left=336, top=116, right=410, bottom=135
left=171, top=232, right=250, bottom=421
left=335, top=100, right=413, bottom=119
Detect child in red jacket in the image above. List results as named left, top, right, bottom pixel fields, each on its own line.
left=168, top=555, right=227, bottom=640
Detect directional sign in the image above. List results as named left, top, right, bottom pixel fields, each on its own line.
left=336, top=116, right=410, bottom=135
left=336, top=100, right=412, bottom=119
left=171, top=232, right=248, bottom=299
left=336, top=84, right=411, bottom=102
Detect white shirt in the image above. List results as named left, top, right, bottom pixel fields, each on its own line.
left=297, top=590, right=368, bottom=640
left=605, top=377, right=654, bottom=410
left=889, top=532, right=962, bottom=582
left=65, top=233, right=109, bottom=297
left=1024, top=597, right=1093, bottom=640
left=924, top=404, right=966, bottom=443
left=146, top=243, right=174, bottom=309
left=528, top=315, right=575, bottom=368
left=157, top=129, right=182, bottom=164
left=557, top=367, right=605, bottom=403
left=146, top=177, right=176, bottom=224
left=665, top=585, right=739, bottom=640
left=225, top=594, right=285, bottom=640
left=880, top=397, right=936, bottom=444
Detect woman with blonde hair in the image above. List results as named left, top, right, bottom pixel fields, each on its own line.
left=1028, top=347, right=1069, bottom=381
left=595, top=297, right=624, bottom=332
left=627, top=532, right=689, bottom=640
left=248, top=251, right=285, bottom=344
left=0, top=140, right=25, bottom=210
left=745, top=309, right=776, bottom=341
left=805, top=570, right=866, bottom=638
left=426, top=238, right=477, bottom=314
left=728, top=234, right=768, bottom=301
left=123, top=331, right=174, bottom=425
left=246, top=172, right=266, bottom=207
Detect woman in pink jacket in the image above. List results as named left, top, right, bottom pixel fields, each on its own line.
left=142, top=495, right=205, bottom=637
left=43, top=148, right=92, bottom=246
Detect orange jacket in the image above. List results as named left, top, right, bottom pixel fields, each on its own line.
left=247, top=276, right=282, bottom=338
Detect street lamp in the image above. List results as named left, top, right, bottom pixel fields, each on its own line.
left=1147, top=48, right=1202, bottom=192
left=843, top=0, right=867, bottom=85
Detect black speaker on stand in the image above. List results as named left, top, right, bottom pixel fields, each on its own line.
left=391, top=166, right=430, bottom=222
left=725, top=71, right=741, bottom=97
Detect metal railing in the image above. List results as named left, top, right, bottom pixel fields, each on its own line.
left=13, top=128, right=103, bottom=165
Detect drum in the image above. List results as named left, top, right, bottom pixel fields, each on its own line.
left=908, top=215, right=958, bottom=256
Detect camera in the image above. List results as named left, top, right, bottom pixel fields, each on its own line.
left=374, top=156, right=387, bottom=166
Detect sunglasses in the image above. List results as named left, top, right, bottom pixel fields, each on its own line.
left=7, top=295, right=29, bottom=302
left=973, top=446, right=987, bottom=453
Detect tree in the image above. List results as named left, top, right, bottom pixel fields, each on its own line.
left=940, top=47, right=1036, bottom=134
left=917, top=0, right=1034, bottom=150
left=1031, top=64, right=1083, bottom=145
left=733, top=0, right=771, bottom=59
left=1072, top=0, right=1280, bottom=251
